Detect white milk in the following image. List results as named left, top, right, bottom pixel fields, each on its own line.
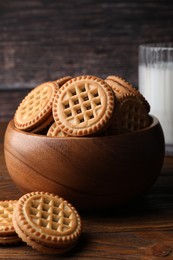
left=139, top=62, right=173, bottom=145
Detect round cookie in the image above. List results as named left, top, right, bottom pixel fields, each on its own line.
left=105, top=78, right=150, bottom=133
left=54, top=76, right=72, bottom=87
left=105, top=78, right=130, bottom=100
left=47, top=122, right=69, bottom=137
left=14, top=82, right=59, bottom=131
left=112, top=93, right=151, bottom=133
left=13, top=192, right=82, bottom=254
left=0, top=200, right=21, bottom=244
left=106, top=75, right=150, bottom=113
left=53, top=75, right=115, bottom=136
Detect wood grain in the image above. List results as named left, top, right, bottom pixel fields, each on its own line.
left=0, top=0, right=173, bottom=90
left=4, top=117, right=164, bottom=210
left=0, top=2, right=173, bottom=257
left=1, top=123, right=173, bottom=259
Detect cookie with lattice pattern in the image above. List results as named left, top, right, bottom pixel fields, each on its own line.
left=53, top=75, right=115, bottom=136
left=0, top=200, right=21, bottom=244
left=13, top=192, right=82, bottom=254
left=14, top=82, right=59, bottom=131
left=112, top=93, right=151, bottom=133
left=47, top=122, right=69, bottom=137
left=105, top=79, right=150, bottom=133
left=106, top=75, right=150, bottom=113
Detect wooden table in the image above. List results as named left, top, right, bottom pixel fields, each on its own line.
left=1, top=122, right=173, bottom=259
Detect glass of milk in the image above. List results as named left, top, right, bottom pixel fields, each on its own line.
left=138, top=43, right=173, bottom=154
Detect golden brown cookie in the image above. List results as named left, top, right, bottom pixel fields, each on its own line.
left=112, top=93, right=151, bottom=133
left=31, top=114, right=54, bottom=134
left=0, top=200, right=21, bottom=244
left=105, top=78, right=130, bottom=100
left=105, top=78, right=150, bottom=133
left=47, top=122, right=69, bottom=137
left=13, top=192, right=82, bottom=254
left=14, top=82, right=59, bottom=131
left=54, top=76, right=72, bottom=87
left=53, top=75, right=115, bottom=136
left=106, top=75, right=150, bottom=113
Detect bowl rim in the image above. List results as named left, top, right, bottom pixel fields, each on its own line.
left=7, top=115, right=160, bottom=140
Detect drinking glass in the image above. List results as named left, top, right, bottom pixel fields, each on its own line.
left=138, top=43, right=173, bottom=154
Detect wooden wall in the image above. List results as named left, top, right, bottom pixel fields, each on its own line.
left=0, top=0, right=173, bottom=120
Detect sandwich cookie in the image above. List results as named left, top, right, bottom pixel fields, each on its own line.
left=47, top=122, right=69, bottom=137
left=106, top=75, right=150, bottom=113
left=105, top=78, right=150, bottom=133
left=14, top=82, right=58, bottom=131
left=0, top=200, right=21, bottom=244
left=53, top=75, right=115, bottom=136
left=13, top=192, right=82, bottom=254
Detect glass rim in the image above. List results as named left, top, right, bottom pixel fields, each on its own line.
left=139, top=43, right=173, bottom=50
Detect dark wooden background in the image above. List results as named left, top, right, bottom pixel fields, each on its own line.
left=0, top=0, right=173, bottom=121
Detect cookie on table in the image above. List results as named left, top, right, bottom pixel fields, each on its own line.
left=14, top=82, right=59, bottom=131
left=13, top=192, right=82, bottom=254
left=0, top=200, right=21, bottom=244
left=53, top=75, right=116, bottom=136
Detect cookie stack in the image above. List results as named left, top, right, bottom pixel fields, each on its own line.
left=0, top=192, right=82, bottom=254
left=0, top=200, right=20, bottom=245
left=14, top=75, right=150, bottom=137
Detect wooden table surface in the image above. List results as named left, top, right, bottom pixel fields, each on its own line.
left=1, top=121, right=173, bottom=259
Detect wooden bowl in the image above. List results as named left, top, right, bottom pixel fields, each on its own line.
left=4, top=116, right=165, bottom=210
